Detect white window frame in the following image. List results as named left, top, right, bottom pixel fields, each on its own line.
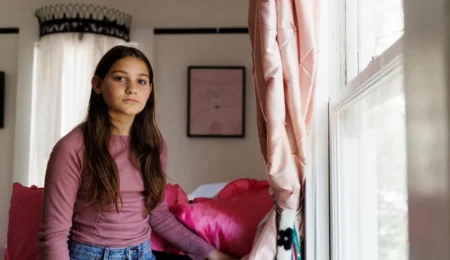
left=330, top=40, right=403, bottom=260
left=344, top=0, right=359, bottom=82
left=327, top=0, right=405, bottom=259
left=344, top=0, right=404, bottom=83
left=305, top=0, right=331, bottom=259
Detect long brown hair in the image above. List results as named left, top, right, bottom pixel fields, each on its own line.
left=81, top=45, right=166, bottom=213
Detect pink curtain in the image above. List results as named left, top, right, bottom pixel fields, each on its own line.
left=244, top=0, right=319, bottom=259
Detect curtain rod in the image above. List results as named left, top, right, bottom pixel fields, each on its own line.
left=153, top=27, right=248, bottom=35
left=0, top=28, right=19, bottom=34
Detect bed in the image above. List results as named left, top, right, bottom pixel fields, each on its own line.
left=5, top=178, right=271, bottom=260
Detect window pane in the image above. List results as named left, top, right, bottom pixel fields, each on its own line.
left=336, top=67, right=408, bottom=260
left=358, top=0, right=404, bottom=70
left=346, top=0, right=404, bottom=81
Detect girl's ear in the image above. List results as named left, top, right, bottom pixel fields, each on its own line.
left=92, top=76, right=103, bottom=94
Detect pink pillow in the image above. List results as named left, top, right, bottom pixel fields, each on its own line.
left=4, top=248, right=11, bottom=260
left=7, top=183, right=44, bottom=260
left=5, top=182, right=189, bottom=257
left=170, top=188, right=273, bottom=257
left=217, top=178, right=269, bottom=199
left=165, top=183, right=189, bottom=206
left=150, top=233, right=166, bottom=252
left=151, top=184, right=189, bottom=252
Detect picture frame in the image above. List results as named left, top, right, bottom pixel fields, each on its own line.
left=0, top=71, right=4, bottom=129
left=187, top=66, right=246, bottom=138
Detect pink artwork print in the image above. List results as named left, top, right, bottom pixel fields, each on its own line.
left=188, top=67, right=245, bottom=137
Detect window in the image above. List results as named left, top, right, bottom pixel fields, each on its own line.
left=29, top=34, right=132, bottom=186
left=329, top=0, right=408, bottom=259
left=346, top=0, right=404, bottom=80
left=334, top=65, right=408, bottom=260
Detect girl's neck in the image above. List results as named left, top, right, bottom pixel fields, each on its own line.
left=109, top=112, right=135, bottom=136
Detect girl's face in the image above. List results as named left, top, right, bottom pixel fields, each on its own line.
left=92, top=57, right=152, bottom=117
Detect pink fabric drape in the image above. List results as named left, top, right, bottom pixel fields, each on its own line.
left=244, top=0, right=319, bottom=259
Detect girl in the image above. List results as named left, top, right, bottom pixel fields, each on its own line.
left=38, top=46, right=234, bottom=260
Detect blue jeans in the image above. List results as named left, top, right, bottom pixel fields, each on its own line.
left=68, top=239, right=155, bottom=260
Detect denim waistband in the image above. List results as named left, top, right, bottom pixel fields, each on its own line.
left=68, top=239, right=152, bottom=260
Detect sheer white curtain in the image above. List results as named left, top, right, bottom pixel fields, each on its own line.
left=29, top=33, right=126, bottom=186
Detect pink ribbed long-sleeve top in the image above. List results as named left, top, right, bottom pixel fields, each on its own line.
left=38, top=127, right=215, bottom=260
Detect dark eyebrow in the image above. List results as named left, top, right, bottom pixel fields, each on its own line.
left=138, top=73, right=149, bottom=78
left=110, top=70, right=128, bottom=75
left=111, top=70, right=149, bottom=78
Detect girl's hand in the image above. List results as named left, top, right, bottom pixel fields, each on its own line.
left=207, top=250, right=237, bottom=260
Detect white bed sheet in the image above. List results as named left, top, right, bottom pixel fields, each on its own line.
left=187, top=182, right=229, bottom=200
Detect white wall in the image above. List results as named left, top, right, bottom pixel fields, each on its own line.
left=154, top=34, right=265, bottom=192
left=0, top=34, right=19, bottom=257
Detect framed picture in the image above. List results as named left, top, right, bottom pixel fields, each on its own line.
left=187, top=66, right=245, bottom=138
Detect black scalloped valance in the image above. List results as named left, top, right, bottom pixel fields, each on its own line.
left=35, top=4, right=132, bottom=41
